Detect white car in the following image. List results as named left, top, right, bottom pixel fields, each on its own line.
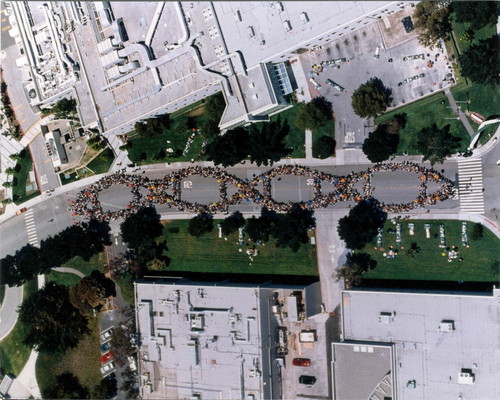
left=100, top=361, right=115, bottom=375
left=100, top=327, right=114, bottom=342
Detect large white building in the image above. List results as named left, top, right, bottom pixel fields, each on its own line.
left=134, top=277, right=322, bottom=399
left=8, top=1, right=405, bottom=135
left=332, top=288, right=500, bottom=400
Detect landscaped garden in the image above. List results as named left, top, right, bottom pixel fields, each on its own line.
left=162, top=219, right=318, bottom=276
left=269, top=106, right=305, bottom=158
left=375, top=92, right=469, bottom=155
left=36, top=317, right=102, bottom=396
left=58, top=252, right=107, bottom=277
left=11, top=152, right=40, bottom=205
left=362, top=220, right=499, bottom=282
left=46, top=270, right=82, bottom=287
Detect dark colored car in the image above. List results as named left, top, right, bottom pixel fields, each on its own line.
left=100, top=341, right=112, bottom=354
left=402, top=16, right=414, bottom=33
left=293, top=358, right=312, bottom=367
left=299, top=375, right=316, bottom=385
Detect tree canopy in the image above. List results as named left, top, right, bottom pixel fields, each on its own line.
left=220, top=211, right=245, bottom=236
left=271, top=205, right=316, bottom=252
left=51, top=98, right=77, bottom=119
left=188, top=213, right=214, bottom=236
left=351, top=78, right=391, bottom=119
left=201, top=93, right=226, bottom=138
left=295, top=98, right=332, bottom=130
left=312, top=135, right=335, bottom=159
left=248, top=118, right=292, bottom=166
left=337, top=200, right=387, bottom=250
left=205, top=128, right=249, bottom=167
left=18, top=282, right=89, bottom=352
left=121, top=207, right=164, bottom=250
left=413, top=1, right=452, bottom=48
left=43, top=372, right=90, bottom=400
left=70, top=270, right=116, bottom=314
left=452, top=1, right=497, bottom=30
left=336, top=252, right=377, bottom=288
left=362, top=125, right=399, bottom=163
left=415, top=123, right=462, bottom=165
left=459, top=37, right=499, bottom=85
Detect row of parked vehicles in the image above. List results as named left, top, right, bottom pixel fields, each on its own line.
left=100, top=327, right=115, bottom=377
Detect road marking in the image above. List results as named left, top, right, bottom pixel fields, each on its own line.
left=306, top=179, right=314, bottom=186
left=183, top=181, right=192, bottom=189
left=457, top=158, right=484, bottom=214
left=1, top=25, right=10, bottom=31
left=24, top=210, right=39, bottom=247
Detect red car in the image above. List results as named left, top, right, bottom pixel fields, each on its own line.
left=292, top=358, right=311, bottom=367
left=100, top=352, right=113, bottom=364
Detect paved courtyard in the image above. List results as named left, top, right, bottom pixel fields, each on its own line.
left=298, top=9, right=454, bottom=149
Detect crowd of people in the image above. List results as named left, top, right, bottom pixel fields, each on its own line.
left=68, top=162, right=455, bottom=222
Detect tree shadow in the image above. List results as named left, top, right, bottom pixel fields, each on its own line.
left=312, top=96, right=334, bottom=118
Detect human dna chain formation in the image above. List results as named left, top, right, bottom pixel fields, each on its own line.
left=68, top=162, right=455, bottom=222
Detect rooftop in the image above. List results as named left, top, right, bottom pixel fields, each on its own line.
left=340, top=289, right=500, bottom=399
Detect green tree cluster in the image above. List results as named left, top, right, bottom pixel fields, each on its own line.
left=134, top=114, right=171, bottom=138
left=69, top=270, right=116, bottom=315
left=188, top=212, right=214, bottom=237
left=18, top=283, right=90, bottom=352
left=452, top=1, right=497, bottom=30
left=120, top=207, right=168, bottom=268
left=337, top=200, right=387, bottom=250
left=205, top=127, right=249, bottom=167
left=336, top=252, right=376, bottom=288
left=413, top=1, right=452, bottom=48
left=48, top=98, right=78, bottom=119
left=86, top=134, right=107, bottom=151
left=248, top=118, right=292, bottom=166
left=362, top=122, right=400, bottom=163
left=415, top=123, right=461, bottom=165
left=295, top=98, right=332, bottom=131
left=0, top=220, right=111, bottom=286
left=459, top=37, right=499, bottom=85
left=351, top=78, right=391, bottom=119
left=201, top=93, right=226, bottom=138
left=220, top=211, right=245, bottom=236
left=312, top=135, right=335, bottom=159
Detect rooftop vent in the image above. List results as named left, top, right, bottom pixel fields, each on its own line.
left=458, top=369, right=475, bottom=385
left=378, top=312, right=395, bottom=324
left=438, top=320, right=455, bottom=332
left=283, top=20, right=292, bottom=32
left=300, top=12, right=309, bottom=23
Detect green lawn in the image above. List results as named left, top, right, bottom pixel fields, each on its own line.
left=376, top=92, right=470, bottom=155
left=362, top=220, right=500, bottom=282
left=12, top=154, right=40, bottom=205
left=117, top=273, right=135, bottom=305
left=312, top=120, right=336, bottom=158
left=87, top=148, right=115, bottom=175
left=46, top=270, right=81, bottom=287
left=451, top=82, right=500, bottom=122
left=37, top=317, right=101, bottom=397
left=162, top=220, right=318, bottom=276
left=60, top=171, right=81, bottom=185
left=60, top=253, right=107, bottom=276
left=270, top=106, right=305, bottom=158
left=0, top=279, right=39, bottom=376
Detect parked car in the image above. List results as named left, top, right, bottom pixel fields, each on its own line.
left=100, top=327, right=114, bottom=342
left=16, top=207, right=27, bottom=215
left=402, top=16, right=414, bottom=33
left=293, top=358, right=311, bottom=367
left=100, top=351, right=113, bottom=364
left=299, top=375, right=317, bottom=385
left=100, top=341, right=112, bottom=354
left=100, top=362, right=115, bottom=375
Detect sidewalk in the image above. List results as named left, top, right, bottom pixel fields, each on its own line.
left=444, top=88, right=475, bottom=136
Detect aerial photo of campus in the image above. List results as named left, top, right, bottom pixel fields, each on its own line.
left=0, top=1, right=499, bottom=399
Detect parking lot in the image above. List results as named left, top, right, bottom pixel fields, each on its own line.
left=299, top=8, right=454, bottom=149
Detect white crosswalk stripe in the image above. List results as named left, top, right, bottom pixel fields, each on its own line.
left=457, top=158, right=484, bottom=214
left=23, top=209, right=39, bottom=247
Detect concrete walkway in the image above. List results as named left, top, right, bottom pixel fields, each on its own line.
left=444, top=88, right=475, bottom=136
left=9, top=349, right=42, bottom=399
left=19, top=114, right=54, bottom=147
left=51, top=267, right=86, bottom=278
left=305, top=129, right=313, bottom=159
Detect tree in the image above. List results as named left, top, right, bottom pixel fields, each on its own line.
left=4, top=167, right=15, bottom=175
left=111, top=326, right=136, bottom=367
left=294, top=98, right=332, bottom=130
left=452, top=1, right=497, bottom=30
left=337, top=200, right=387, bottom=250
left=52, top=98, right=77, bottom=119
left=92, top=375, right=117, bottom=399
left=245, top=208, right=279, bottom=243
left=413, top=1, right=452, bottom=48
left=72, top=270, right=115, bottom=311
left=248, top=118, right=292, bottom=166
left=188, top=213, right=214, bottom=236
left=336, top=252, right=377, bottom=288
left=272, top=205, right=316, bottom=252
left=415, top=123, right=461, bottom=165
left=460, top=37, right=499, bottom=85
left=121, top=367, right=140, bottom=399
left=362, top=125, right=399, bottom=162
left=204, top=93, right=226, bottom=122
left=220, top=211, right=245, bottom=236
left=43, top=372, right=90, bottom=399
left=121, top=207, right=164, bottom=250
left=471, top=223, right=484, bottom=241
left=18, top=283, right=89, bottom=352
left=312, top=135, right=336, bottom=159
left=205, top=128, right=249, bottom=167
left=351, top=78, right=391, bottom=118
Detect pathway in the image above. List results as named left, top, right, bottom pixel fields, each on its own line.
left=305, top=129, right=313, bottom=160
left=19, top=114, right=54, bottom=147
left=444, top=88, right=474, bottom=136
left=51, top=267, right=86, bottom=278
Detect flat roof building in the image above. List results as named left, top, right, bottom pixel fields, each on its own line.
left=332, top=288, right=500, bottom=399
left=135, top=277, right=321, bottom=399
left=9, top=1, right=402, bottom=135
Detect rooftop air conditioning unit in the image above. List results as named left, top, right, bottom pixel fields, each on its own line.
left=378, top=312, right=394, bottom=324
left=300, top=12, right=309, bottom=23
left=283, top=20, right=292, bottom=32
left=248, top=26, right=255, bottom=38
left=458, top=370, right=475, bottom=385
left=438, top=320, right=455, bottom=332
